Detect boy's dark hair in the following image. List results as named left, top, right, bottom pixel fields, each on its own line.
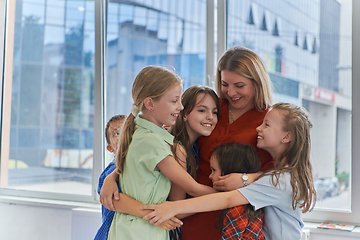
left=105, top=115, right=126, bottom=145
left=211, top=143, right=263, bottom=230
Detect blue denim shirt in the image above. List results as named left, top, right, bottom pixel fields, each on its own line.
left=94, top=157, right=121, bottom=240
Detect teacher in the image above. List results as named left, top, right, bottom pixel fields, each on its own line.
left=181, top=47, right=274, bottom=240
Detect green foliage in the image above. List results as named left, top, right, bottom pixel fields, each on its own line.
left=336, top=171, right=349, bottom=187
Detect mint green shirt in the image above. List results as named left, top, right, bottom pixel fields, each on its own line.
left=108, top=116, right=174, bottom=240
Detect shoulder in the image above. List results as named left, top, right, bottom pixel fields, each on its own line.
left=133, top=130, right=167, bottom=147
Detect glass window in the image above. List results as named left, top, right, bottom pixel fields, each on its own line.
left=1, top=0, right=95, bottom=197
left=1, top=1, right=359, bottom=227
left=104, top=0, right=207, bottom=164
left=45, top=0, right=65, bottom=26
left=225, top=0, right=352, bottom=215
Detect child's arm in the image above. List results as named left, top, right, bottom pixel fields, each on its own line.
left=113, top=193, right=182, bottom=230
left=142, top=190, right=249, bottom=225
left=157, top=155, right=217, bottom=197
left=212, top=172, right=262, bottom=191
left=100, top=170, right=120, bottom=211
left=168, top=144, right=187, bottom=201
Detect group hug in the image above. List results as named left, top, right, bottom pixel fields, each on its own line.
left=94, top=47, right=317, bottom=240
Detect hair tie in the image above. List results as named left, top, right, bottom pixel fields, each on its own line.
left=131, top=104, right=140, bottom=117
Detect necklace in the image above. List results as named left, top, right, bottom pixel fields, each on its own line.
left=229, top=105, right=235, bottom=124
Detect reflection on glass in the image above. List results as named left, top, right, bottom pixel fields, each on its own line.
left=4, top=0, right=95, bottom=195
left=105, top=0, right=207, bottom=164
left=22, top=1, right=45, bottom=25
left=227, top=0, right=352, bottom=211
left=46, top=0, right=65, bottom=26
left=65, top=1, right=85, bottom=28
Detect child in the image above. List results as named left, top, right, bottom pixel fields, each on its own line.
left=99, top=85, right=219, bottom=240
left=101, top=85, right=219, bottom=206
left=107, top=66, right=217, bottom=240
left=94, top=114, right=126, bottom=240
left=95, top=114, right=181, bottom=240
left=142, top=102, right=317, bottom=240
left=209, top=143, right=264, bottom=240
left=168, top=85, right=219, bottom=200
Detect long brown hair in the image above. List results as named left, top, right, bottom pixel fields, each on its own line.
left=212, top=143, right=264, bottom=230
left=169, top=85, right=219, bottom=178
left=116, top=66, right=183, bottom=173
left=265, top=102, right=316, bottom=213
left=215, top=47, right=273, bottom=111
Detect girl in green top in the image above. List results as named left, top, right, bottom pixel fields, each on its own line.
left=107, top=66, right=217, bottom=240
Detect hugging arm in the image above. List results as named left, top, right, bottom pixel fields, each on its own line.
left=100, top=170, right=120, bottom=211
left=142, top=190, right=249, bottom=225
left=157, top=155, right=217, bottom=197
left=168, top=144, right=188, bottom=201
left=113, top=193, right=182, bottom=230
left=99, top=168, right=181, bottom=230
left=213, top=172, right=262, bottom=191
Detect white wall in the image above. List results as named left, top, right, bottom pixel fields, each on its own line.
left=0, top=199, right=101, bottom=240
left=0, top=199, right=359, bottom=240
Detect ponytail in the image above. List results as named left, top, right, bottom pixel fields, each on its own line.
left=116, top=113, right=136, bottom=173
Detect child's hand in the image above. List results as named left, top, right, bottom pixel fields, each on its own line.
left=213, top=172, right=261, bottom=191
left=213, top=173, right=243, bottom=191
left=141, top=201, right=179, bottom=226
left=157, top=217, right=183, bottom=231
left=100, top=171, right=120, bottom=211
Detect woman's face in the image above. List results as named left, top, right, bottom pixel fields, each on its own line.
left=220, top=70, right=255, bottom=111
left=184, top=93, right=218, bottom=144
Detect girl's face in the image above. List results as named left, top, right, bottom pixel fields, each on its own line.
left=256, top=108, right=289, bottom=159
left=152, top=84, right=184, bottom=128
left=220, top=70, right=255, bottom=112
left=209, top=155, right=221, bottom=182
left=184, top=93, right=218, bottom=144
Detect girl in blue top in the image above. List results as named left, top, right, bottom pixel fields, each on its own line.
left=142, top=102, right=317, bottom=240
left=107, top=66, right=217, bottom=240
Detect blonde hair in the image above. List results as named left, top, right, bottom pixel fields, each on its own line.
left=215, top=47, right=273, bottom=111
left=266, top=102, right=316, bottom=213
left=116, top=66, right=183, bottom=173
left=169, top=85, right=219, bottom=178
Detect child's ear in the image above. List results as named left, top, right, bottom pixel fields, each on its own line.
left=143, top=97, right=154, bottom=111
left=282, top=132, right=291, bottom=143
left=107, top=145, right=114, bottom=153
left=183, top=114, right=188, bottom=121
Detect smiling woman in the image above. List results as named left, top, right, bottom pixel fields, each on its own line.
left=182, top=47, right=274, bottom=240
left=221, top=70, right=256, bottom=121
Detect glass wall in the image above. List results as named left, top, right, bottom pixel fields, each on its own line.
left=226, top=0, right=352, bottom=211
left=1, top=0, right=359, bottom=225
left=3, top=0, right=96, bottom=196
left=104, top=0, right=207, bottom=164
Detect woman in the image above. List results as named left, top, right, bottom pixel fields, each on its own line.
left=181, top=47, right=274, bottom=240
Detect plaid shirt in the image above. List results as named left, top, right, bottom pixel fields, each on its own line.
left=221, top=205, right=265, bottom=240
